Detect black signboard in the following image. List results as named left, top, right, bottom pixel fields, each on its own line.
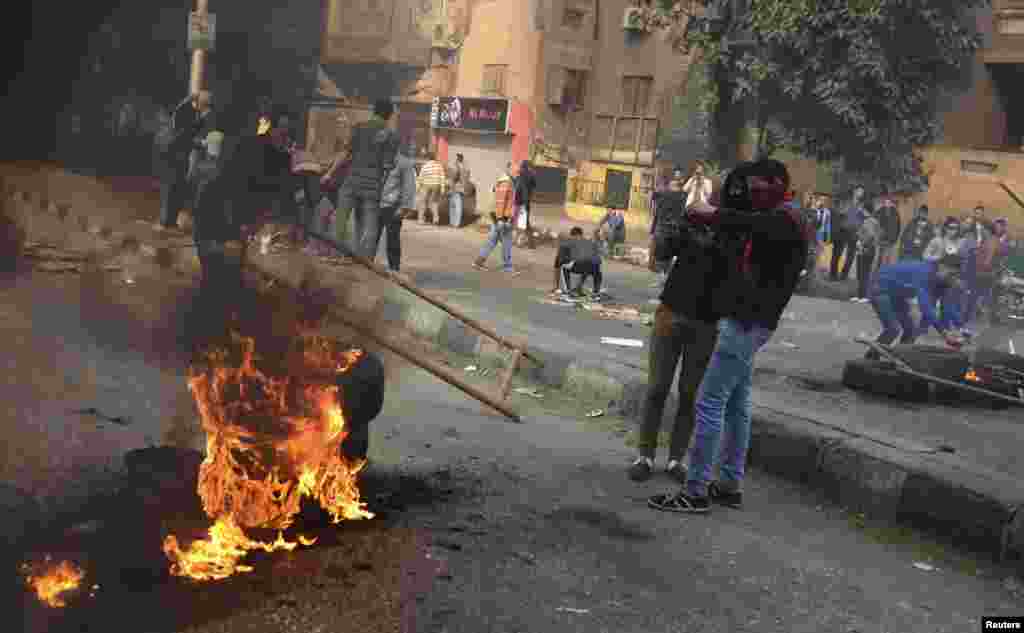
left=430, top=97, right=509, bottom=133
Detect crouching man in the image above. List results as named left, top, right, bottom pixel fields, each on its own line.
left=649, top=159, right=810, bottom=514
left=869, top=256, right=965, bottom=350
left=552, top=227, right=604, bottom=300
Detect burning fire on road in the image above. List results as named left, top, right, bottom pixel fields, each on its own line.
left=20, top=557, right=96, bottom=608
left=163, top=331, right=375, bottom=581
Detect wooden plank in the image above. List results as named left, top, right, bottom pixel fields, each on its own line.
left=241, top=258, right=523, bottom=423
left=498, top=349, right=523, bottom=401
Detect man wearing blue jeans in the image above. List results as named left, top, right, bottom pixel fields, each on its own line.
left=649, top=159, right=811, bottom=514
left=474, top=171, right=519, bottom=275
left=448, top=153, right=468, bottom=228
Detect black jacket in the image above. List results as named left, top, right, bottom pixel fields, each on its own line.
left=900, top=217, right=935, bottom=259
left=190, top=154, right=238, bottom=244
left=347, top=118, right=399, bottom=196
left=693, top=207, right=808, bottom=331
left=514, top=172, right=536, bottom=207
left=655, top=194, right=724, bottom=325
left=878, top=207, right=902, bottom=245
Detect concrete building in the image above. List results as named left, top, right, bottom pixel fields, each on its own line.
left=313, top=0, right=697, bottom=218
left=432, top=0, right=698, bottom=221
left=901, top=0, right=1024, bottom=232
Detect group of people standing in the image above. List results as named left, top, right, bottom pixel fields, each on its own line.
left=818, top=191, right=1012, bottom=336
left=629, top=159, right=811, bottom=516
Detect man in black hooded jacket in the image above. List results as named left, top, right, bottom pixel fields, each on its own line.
left=649, top=159, right=810, bottom=514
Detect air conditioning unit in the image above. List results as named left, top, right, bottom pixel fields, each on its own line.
left=623, top=7, right=645, bottom=31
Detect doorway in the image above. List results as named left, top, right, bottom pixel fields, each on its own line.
left=605, top=169, right=632, bottom=209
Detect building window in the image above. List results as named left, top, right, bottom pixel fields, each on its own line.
left=482, top=64, right=508, bottom=96
left=564, top=69, right=588, bottom=109
left=546, top=67, right=587, bottom=109
left=621, top=76, right=653, bottom=116
left=563, top=7, right=586, bottom=28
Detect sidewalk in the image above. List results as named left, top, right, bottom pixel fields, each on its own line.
left=5, top=161, right=1024, bottom=567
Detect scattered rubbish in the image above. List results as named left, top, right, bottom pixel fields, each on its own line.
left=779, top=341, right=799, bottom=350
left=936, top=444, right=956, bottom=454
left=34, top=262, right=82, bottom=273
left=585, top=409, right=605, bottom=418
left=513, top=551, right=537, bottom=565
left=912, top=562, right=936, bottom=572
left=69, top=407, right=132, bottom=426
left=556, top=607, right=590, bottom=615
left=601, top=337, right=643, bottom=348
left=464, top=365, right=478, bottom=372
left=513, top=387, right=543, bottom=399
left=123, top=278, right=135, bottom=285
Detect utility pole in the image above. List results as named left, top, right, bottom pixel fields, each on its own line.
left=190, top=0, right=210, bottom=95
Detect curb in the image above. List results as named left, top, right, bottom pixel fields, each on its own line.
left=6, top=177, right=1023, bottom=570
left=379, top=270, right=1024, bottom=567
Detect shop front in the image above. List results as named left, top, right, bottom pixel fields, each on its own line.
left=433, top=97, right=533, bottom=213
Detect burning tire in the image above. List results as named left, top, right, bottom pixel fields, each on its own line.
left=337, top=350, right=385, bottom=462
left=842, top=359, right=931, bottom=402
left=886, top=345, right=969, bottom=380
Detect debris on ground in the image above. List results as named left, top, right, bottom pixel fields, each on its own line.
left=556, top=607, right=590, bottom=615
left=912, top=561, right=936, bottom=572
left=600, top=337, right=643, bottom=348
left=464, top=365, right=478, bottom=372
left=585, top=409, right=604, bottom=418
left=512, top=387, right=543, bottom=399
left=513, top=551, right=537, bottom=565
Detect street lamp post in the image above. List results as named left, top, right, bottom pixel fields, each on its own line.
left=190, top=0, right=210, bottom=95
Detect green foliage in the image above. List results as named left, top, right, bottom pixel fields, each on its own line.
left=657, top=0, right=989, bottom=193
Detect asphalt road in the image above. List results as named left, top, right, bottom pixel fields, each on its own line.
left=6, top=265, right=1024, bottom=633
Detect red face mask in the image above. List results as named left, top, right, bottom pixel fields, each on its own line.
left=748, top=176, right=787, bottom=210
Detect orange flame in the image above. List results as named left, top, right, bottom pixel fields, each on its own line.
left=965, top=369, right=980, bottom=382
left=164, top=333, right=374, bottom=581
left=22, top=557, right=85, bottom=608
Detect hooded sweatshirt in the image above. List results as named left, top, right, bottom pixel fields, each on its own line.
left=688, top=168, right=809, bottom=331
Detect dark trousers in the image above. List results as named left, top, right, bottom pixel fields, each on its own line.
left=856, top=245, right=876, bottom=299
left=337, top=185, right=382, bottom=257
left=369, top=205, right=403, bottom=271
left=964, top=272, right=997, bottom=326
left=159, top=163, right=190, bottom=228
left=870, top=291, right=918, bottom=345
left=830, top=229, right=856, bottom=280
left=562, top=260, right=602, bottom=293
left=638, top=306, right=718, bottom=461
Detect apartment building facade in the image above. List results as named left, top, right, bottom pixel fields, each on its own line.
left=440, top=0, right=697, bottom=214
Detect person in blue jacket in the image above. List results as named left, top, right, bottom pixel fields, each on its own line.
left=869, top=255, right=965, bottom=349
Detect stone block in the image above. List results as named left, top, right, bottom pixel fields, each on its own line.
left=818, top=438, right=914, bottom=516
left=748, top=408, right=847, bottom=484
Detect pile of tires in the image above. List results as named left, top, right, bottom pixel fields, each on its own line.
left=842, top=345, right=970, bottom=405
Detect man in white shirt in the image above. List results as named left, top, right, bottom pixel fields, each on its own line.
left=683, top=162, right=713, bottom=208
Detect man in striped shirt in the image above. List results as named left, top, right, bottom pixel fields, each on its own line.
left=417, top=153, right=447, bottom=224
